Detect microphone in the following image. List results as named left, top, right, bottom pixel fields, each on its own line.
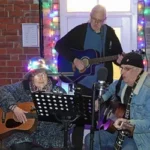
left=96, top=67, right=108, bottom=99
left=90, top=67, right=108, bottom=150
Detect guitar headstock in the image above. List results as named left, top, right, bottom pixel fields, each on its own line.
left=132, top=49, right=146, bottom=57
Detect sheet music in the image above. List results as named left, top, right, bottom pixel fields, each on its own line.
left=22, top=23, right=39, bottom=47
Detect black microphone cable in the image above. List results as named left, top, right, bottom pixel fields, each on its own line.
left=90, top=82, right=97, bottom=150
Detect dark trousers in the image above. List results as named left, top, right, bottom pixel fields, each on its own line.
left=10, top=142, right=45, bottom=150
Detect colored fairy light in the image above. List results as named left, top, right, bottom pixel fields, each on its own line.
left=52, top=48, right=56, bottom=53
left=43, top=0, right=59, bottom=76
left=43, top=2, right=51, bottom=9
left=144, top=8, right=150, bottom=15
left=53, top=17, right=59, bottom=23
left=138, top=25, right=143, bottom=31
left=53, top=4, right=58, bottom=10
left=137, top=0, right=145, bottom=50
left=143, top=60, right=147, bottom=65
left=138, top=4, right=142, bottom=9
left=138, top=37, right=143, bottom=41
left=27, top=58, right=49, bottom=71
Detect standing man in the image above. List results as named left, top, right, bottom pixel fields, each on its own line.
left=55, top=4, right=123, bottom=150
left=55, top=4, right=123, bottom=91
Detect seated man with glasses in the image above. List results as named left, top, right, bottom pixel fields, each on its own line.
left=55, top=4, right=123, bottom=150
left=85, top=52, right=150, bottom=150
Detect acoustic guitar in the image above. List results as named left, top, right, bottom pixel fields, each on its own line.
left=0, top=102, right=37, bottom=139
left=58, top=49, right=118, bottom=83
left=97, top=100, right=126, bottom=133
left=58, top=49, right=144, bottom=83
left=97, top=100, right=134, bottom=149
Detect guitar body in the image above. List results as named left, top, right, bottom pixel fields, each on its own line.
left=0, top=102, right=37, bottom=139
left=58, top=49, right=99, bottom=83
left=97, top=100, right=126, bottom=133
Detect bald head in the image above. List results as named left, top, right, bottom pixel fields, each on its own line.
left=90, top=5, right=106, bottom=33
left=91, top=5, right=106, bottom=18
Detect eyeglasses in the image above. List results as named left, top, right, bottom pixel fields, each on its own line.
left=91, top=16, right=105, bottom=24
left=120, top=67, right=134, bottom=72
left=34, top=72, right=47, bottom=79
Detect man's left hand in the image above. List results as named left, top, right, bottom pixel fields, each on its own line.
left=114, top=118, right=135, bottom=136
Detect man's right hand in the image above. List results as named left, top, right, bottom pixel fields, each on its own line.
left=116, top=52, right=125, bottom=64
left=73, top=58, right=85, bottom=72
left=13, top=106, right=28, bottom=123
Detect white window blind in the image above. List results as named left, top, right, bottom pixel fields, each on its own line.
left=98, top=0, right=130, bottom=12
left=67, top=0, right=97, bottom=12
left=67, top=0, right=131, bottom=12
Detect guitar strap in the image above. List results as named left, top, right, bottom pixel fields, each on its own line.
left=115, top=76, right=123, bottom=101
left=123, top=86, right=132, bottom=106
left=114, top=70, right=144, bottom=150
left=101, top=24, right=107, bottom=57
left=123, top=69, right=144, bottom=119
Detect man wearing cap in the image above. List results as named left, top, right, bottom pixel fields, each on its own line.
left=0, top=57, right=66, bottom=150
left=85, top=52, right=150, bottom=150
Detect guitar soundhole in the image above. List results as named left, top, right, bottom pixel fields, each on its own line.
left=5, top=119, right=22, bottom=128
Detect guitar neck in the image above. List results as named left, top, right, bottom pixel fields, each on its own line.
left=26, top=113, right=37, bottom=119
left=89, top=55, right=118, bottom=65
left=114, top=102, right=131, bottom=150
left=114, top=131, right=126, bottom=150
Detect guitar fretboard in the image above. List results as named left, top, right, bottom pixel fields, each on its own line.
left=89, top=55, right=118, bottom=65
left=26, top=113, right=37, bottom=119
left=114, top=101, right=131, bottom=150
left=114, top=131, right=126, bottom=150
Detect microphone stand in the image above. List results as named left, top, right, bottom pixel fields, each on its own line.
left=90, top=83, right=97, bottom=150
left=97, top=81, right=105, bottom=150
left=90, top=81, right=106, bottom=150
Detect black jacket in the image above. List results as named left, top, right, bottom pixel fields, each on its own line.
left=55, top=23, right=123, bottom=84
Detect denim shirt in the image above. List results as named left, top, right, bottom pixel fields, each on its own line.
left=102, top=72, right=150, bottom=150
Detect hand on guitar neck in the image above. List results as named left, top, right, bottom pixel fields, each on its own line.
left=116, top=53, right=125, bottom=65
left=114, top=118, right=135, bottom=136
left=72, top=52, right=125, bottom=73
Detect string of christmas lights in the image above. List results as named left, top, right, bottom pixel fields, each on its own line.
left=42, top=0, right=59, bottom=76
left=137, top=0, right=150, bottom=70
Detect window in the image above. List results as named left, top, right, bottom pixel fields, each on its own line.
left=99, top=0, right=130, bottom=12
left=67, top=0, right=131, bottom=12
left=67, top=0, right=97, bottom=12
left=114, top=27, right=121, bottom=41
left=113, top=27, right=121, bottom=80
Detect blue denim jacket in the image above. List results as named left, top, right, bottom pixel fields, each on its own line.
left=102, top=72, right=150, bottom=150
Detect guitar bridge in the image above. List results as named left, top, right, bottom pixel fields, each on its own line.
left=2, top=112, right=6, bottom=123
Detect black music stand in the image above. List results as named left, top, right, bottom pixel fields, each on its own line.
left=32, top=91, right=93, bottom=150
